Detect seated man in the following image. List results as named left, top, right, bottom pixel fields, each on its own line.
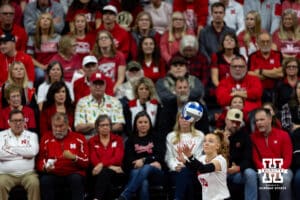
left=251, top=108, right=293, bottom=200
left=225, top=108, right=257, bottom=200
left=37, top=112, right=89, bottom=200
left=75, top=71, right=125, bottom=138
left=0, top=109, right=40, bottom=200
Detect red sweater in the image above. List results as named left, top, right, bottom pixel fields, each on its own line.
left=216, top=74, right=262, bottom=113
left=88, top=133, right=124, bottom=167
left=37, top=131, right=89, bottom=176
left=251, top=128, right=292, bottom=170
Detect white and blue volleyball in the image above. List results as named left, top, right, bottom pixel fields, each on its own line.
left=182, top=101, right=203, bottom=122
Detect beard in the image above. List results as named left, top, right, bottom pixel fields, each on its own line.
left=177, top=94, right=189, bottom=103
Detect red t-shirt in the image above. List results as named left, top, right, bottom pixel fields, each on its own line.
left=49, top=53, right=82, bottom=82
left=249, top=50, right=282, bottom=89
left=97, top=51, right=126, bottom=84
left=141, top=59, right=166, bottom=83
left=74, top=32, right=96, bottom=61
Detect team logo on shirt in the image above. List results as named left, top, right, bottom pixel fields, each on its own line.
left=70, top=143, right=76, bottom=149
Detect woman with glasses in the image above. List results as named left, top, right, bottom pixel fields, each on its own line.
left=88, top=114, right=124, bottom=200
left=275, top=57, right=300, bottom=110
left=92, top=30, right=126, bottom=94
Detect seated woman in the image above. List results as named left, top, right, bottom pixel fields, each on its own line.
left=0, top=84, right=36, bottom=132
left=93, top=30, right=126, bottom=93
left=281, top=80, right=300, bottom=133
left=49, top=35, right=82, bottom=83
left=40, top=81, right=74, bottom=136
left=136, top=36, right=166, bottom=83
left=26, top=12, right=61, bottom=86
left=88, top=114, right=125, bottom=200
left=69, top=13, right=96, bottom=61
left=165, top=112, right=205, bottom=200
left=275, top=57, right=300, bottom=110
left=66, top=0, right=101, bottom=31
left=37, top=61, right=74, bottom=111
left=160, top=11, right=193, bottom=63
left=176, top=130, right=230, bottom=200
left=1, top=61, right=36, bottom=109
left=124, top=77, right=161, bottom=134
left=130, top=11, right=161, bottom=59
left=215, top=95, right=247, bottom=129
left=272, top=9, right=300, bottom=58
left=118, top=111, right=165, bottom=200
left=238, top=11, right=261, bottom=61
left=211, top=32, right=242, bottom=87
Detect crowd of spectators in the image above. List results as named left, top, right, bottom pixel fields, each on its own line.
left=1, top=0, right=300, bottom=200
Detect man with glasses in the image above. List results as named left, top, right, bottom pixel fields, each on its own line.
left=248, top=31, right=283, bottom=102
left=216, top=56, right=263, bottom=114
left=0, top=3, right=28, bottom=51
left=75, top=71, right=125, bottom=138
left=0, top=109, right=40, bottom=200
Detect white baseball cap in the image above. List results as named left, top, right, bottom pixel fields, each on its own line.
left=103, top=5, right=118, bottom=15
left=82, top=55, right=98, bottom=66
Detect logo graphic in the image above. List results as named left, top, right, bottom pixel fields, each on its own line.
left=258, top=158, right=287, bottom=183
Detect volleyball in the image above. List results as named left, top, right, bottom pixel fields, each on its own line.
left=182, top=101, right=204, bottom=122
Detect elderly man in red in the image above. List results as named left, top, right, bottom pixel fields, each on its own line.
left=251, top=108, right=293, bottom=200
left=37, top=112, right=89, bottom=200
left=216, top=56, right=262, bottom=115
left=248, top=31, right=283, bottom=103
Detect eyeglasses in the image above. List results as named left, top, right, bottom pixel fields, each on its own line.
left=173, top=18, right=184, bottom=21
left=10, top=119, right=24, bottom=124
left=231, top=65, right=246, bottom=69
left=1, top=12, right=14, bottom=16
left=98, top=36, right=110, bottom=41
left=286, top=65, right=298, bottom=69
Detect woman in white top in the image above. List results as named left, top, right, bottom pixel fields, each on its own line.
left=177, top=130, right=230, bottom=200
left=37, top=61, right=74, bottom=111
left=165, top=112, right=205, bottom=200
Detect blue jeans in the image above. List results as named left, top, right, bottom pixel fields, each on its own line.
left=40, top=173, right=85, bottom=200
left=293, top=169, right=300, bottom=200
left=227, top=168, right=258, bottom=200
left=170, top=167, right=199, bottom=200
left=120, top=164, right=163, bottom=200
left=34, top=67, right=46, bottom=88
left=258, top=169, right=293, bottom=200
